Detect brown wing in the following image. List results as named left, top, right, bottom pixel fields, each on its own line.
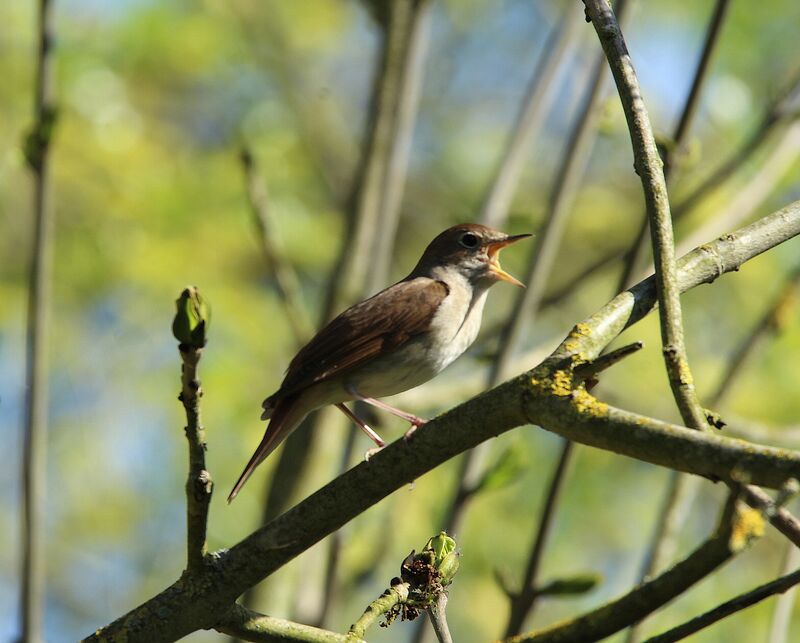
left=276, top=277, right=449, bottom=398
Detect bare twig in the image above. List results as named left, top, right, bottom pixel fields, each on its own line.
left=626, top=263, right=800, bottom=641
left=347, top=582, right=410, bottom=639
left=241, top=5, right=415, bottom=620
left=543, top=64, right=800, bottom=311
left=585, top=0, right=708, bottom=431
left=323, top=0, right=416, bottom=315
left=20, top=1, right=56, bottom=640
left=573, top=341, right=643, bottom=381
left=479, top=2, right=584, bottom=229
left=179, top=346, right=212, bottom=569
left=643, top=568, right=800, bottom=643
left=505, top=494, right=765, bottom=643
left=502, top=440, right=574, bottom=637
left=673, top=64, right=800, bottom=220
left=366, top=0, right=433, bottom=291
left=428, top=592, right=453, bottom=643
left=216, top=604, right=355, bottom=643
left=240, top=146, right=314, bottom=343
left=672, top=121, right=800, bottom=266
left=768, top=539, right=800, bottom=643
left=616, top=0, right=732, bottom=290
left=491, top=0, right=631, bottom=384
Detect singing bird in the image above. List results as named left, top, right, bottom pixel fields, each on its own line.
left=228, top=223, right=530, bottom=502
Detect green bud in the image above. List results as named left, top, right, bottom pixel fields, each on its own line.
left=172, top=286, right=211, bottom=348
left=424, top=532, right=456, bottom=565
left=437, top=551, right=460, bottom=585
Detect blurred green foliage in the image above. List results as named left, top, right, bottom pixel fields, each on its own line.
left=2, top=1, right=800, bottom=642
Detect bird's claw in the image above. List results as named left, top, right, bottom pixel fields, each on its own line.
left=364, top=446, right=384, bottom=461
left=403, top=418, right=428, bottom=441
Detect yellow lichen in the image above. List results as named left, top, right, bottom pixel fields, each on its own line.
left=729, top=506, right=765, bottom=552
left=563, top=322, right=593, bottom=353
left=551, top=370, right=573, bottom=397
left=572, top=389, right=609, bottom=418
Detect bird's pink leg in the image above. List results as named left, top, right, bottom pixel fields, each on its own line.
left=345, top=386, right=427, bottom=439
left=335, top=403, right=386, bottom=447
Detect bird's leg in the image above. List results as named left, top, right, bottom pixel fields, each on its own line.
left=345, top=386, right=427, bottom=439
left=335, top=403, right=386, bottom=448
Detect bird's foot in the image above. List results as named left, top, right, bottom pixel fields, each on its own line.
left=364, top=446, right=385, bottom=461
left=403, top=418, right=428, bottom=441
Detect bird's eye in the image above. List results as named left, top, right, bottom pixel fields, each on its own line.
left=459, top=232, right=479, bottom=249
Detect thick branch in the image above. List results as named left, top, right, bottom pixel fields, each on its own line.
left=87, top=201, right=800, bottom=642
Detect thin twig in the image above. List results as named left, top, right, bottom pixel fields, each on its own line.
left=20, top=1, right=56, bottom=640
left=585, top=0, right=709, bottom=431
left=240, top=6, right=413, bottom=621
left=366, top=0, right=433, bottom=291
left=616, top=0, right=732, bottom=290
left=491, top=0, right=631, bottom=385
left=240, top=146, right=314, bottom=343
left=768, top=539, right=800, bottom=643
left=673, top=64, right=800, bottom=220
left=543, top=64, right=800, bottom=311
left=216, top=603, right=356, bottom=643
left=347, top=582, right=410, bottom=639
left=505, top=494, right=764, bottom=643
left=626, top=263, right=800, bottom=640
left=323, top=0, right=415, bottom=315
left=502, top=440, right=574, bottom=637
left=428, top=592, right=453, bottom=643
left=179, top=344, right=212, bottom=570
left=672, top=121, right=800, bottom=266
left=573, top=341, right=644, bottom=381
left=479, top=2, right=584, bottom=229
left=643, top=568, right=800, bottom=643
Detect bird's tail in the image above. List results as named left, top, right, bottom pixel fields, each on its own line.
left=228, top=394, right=305, bottom=503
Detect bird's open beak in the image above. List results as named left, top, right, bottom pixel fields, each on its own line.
left=485, top=233, right=531, bottom=287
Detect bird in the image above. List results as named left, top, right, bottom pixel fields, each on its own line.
left=227, top=223, right=530, bottom=502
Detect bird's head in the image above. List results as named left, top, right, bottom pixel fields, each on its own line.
left=413, top=223, right=531, bottom=287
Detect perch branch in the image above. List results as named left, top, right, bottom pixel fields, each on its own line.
left=86, top=200, right=800, bottom=642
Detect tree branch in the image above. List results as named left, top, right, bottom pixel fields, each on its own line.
left=216, top=604, right=354, bottom=643
left=478, top=1, right=584, bottom=229
left=347, top=582, right=410, bottom=639
left=86, top=200, right=800, bottom=642
left=616, top=0, right=731, bottom=289
left=504, top=494, right=765, bottom=643
left=643, top=568, right=800, bottom=643
left=240, top=146, right=314, bottom=344
left=20, top=0, right=57, bottom=639
left=583, top=0, right=708, bottom=431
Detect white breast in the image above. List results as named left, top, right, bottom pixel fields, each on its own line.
left=344, top=269, right=489, bottom=399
